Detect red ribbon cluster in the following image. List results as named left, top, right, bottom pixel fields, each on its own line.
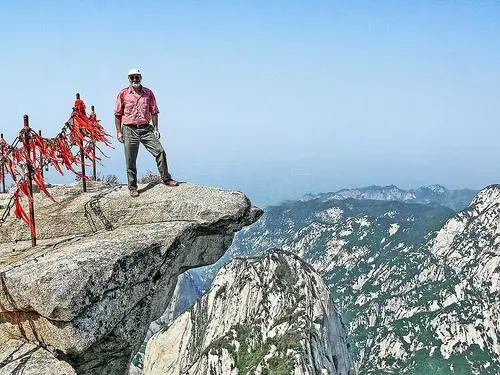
left=0, top=98, right=111, bottom=235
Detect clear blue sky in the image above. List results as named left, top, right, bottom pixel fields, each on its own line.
left=1, top=1, right=499, bottom=206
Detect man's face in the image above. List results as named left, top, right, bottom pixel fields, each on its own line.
left=129, top=74, right=142, bottom=87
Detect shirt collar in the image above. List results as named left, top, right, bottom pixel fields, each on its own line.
left=128, top=85, right=144, bottom=94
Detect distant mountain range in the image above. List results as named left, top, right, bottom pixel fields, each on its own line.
left=300, top=184, right=477, bottom=212
left=200, top=184, right=462, bottom=283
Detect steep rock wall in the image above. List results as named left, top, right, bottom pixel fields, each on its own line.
left=143, top=250, right=352, bottom=375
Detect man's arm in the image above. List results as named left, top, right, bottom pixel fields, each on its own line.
left=114, top=91, right=125, bottom=143
left=115, top=115, right=123, bottom=143
left=151, top=114, right=158, bottom=130
left=151, top=114, right=160, bottom=139
left=149, top=89, right=159, bottom=130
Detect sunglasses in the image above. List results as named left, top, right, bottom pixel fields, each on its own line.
left=129, top=75, right=141, bottom=81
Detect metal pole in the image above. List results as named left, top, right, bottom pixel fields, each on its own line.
left=76, top=93, right=87, bottom=192
left=38, top=130, right=43, bottom=179
left=23, top=115, right=36, bottom=247
left=0, top=133, right=5, bottom=193
left=80, top=146, right=86, bottom=192
left=90, top=105, right=97, bottom=181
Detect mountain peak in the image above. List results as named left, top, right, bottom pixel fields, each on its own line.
left=142, top=249, right=352, bottom=375
left=470, top=184, right=500, bottom=211
left=422, top=184, right=447, bottom=193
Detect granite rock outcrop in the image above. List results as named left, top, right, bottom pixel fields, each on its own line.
left=0, top=181, right=261, bottom=375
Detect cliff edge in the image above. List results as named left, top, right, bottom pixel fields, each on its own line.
left=0, top=181, right=262, bottom=375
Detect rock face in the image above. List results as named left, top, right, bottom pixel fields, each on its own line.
left=203, top=185, right=500, bottom=374
left=312, top=184, right=500, bottom=374
left=377, top=184, right=500, bottom=374
left=0, top=181, right=262, bottom=375
left=130, top=270, right=209, bottom=374
left=0, top=339, right=76, bottom=375
left=144, top=270, right=209, bottom=342
left=142, top=250, right=352, bottom=375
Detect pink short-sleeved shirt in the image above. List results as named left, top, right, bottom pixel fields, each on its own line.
left=114, top=86, right=160, bottom=125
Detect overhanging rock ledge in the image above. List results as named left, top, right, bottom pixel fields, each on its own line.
left=0, top=182, right=262, bottom=375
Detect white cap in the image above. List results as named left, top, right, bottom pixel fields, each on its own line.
left=128, top=68, right=141, bottom=76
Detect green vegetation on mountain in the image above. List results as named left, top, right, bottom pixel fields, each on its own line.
left=192, top=186, right=500, bottom=374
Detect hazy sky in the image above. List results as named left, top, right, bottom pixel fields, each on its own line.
left=1, top=1, right=499, bottom=206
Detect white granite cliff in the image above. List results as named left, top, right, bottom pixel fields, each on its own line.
left=142, top=250, right=352, bottom=375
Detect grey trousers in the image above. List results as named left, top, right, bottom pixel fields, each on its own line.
left=122, top=124, right=171, bottom=191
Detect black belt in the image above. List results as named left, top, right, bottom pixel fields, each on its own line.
left=124, top=123, right=150, bottom=128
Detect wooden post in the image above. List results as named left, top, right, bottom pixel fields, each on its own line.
left=23, top=115, right=36, bottom=247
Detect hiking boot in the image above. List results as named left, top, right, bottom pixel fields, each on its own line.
left=163, top=179, right=179, bottom=187
left=130, top=190, right=139, bottom=197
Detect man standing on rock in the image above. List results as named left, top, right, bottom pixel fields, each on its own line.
left=114, top=68, right=178, bottom=197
